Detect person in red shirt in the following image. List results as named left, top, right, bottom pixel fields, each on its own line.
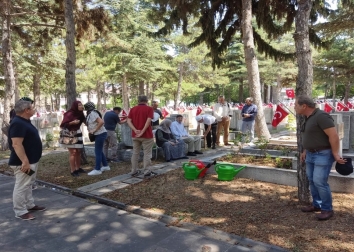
left=127, top=95, right=155, bottom=177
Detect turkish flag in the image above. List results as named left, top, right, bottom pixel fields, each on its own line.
left=196, top=105, right=203, bottom=116
left=162, top=107, right=169, bottom=117
left=272, top=105, right=289, bottom=127
left=285, top=89, right=295, bottom=99
left=324, top=103, right=333, bottom=113
left=267, top=102, right=273, bottom=108
left=336, top=102, right=349, bottom=112
left=346, top=101, right=353, bottom=109
left=119, top=109, right=129, bottom=121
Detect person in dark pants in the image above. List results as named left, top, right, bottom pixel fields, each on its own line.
left=241, top=97, right=257, bottom=143
left=295, top=94, right=345, bottom=221
left=196, top=114, right=217, bottom=149
left=8, top=97, right=45, bottom=220
left=103, top=107, right=124, bottom=163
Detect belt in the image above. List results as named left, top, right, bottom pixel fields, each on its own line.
left=307, top=147, right=331, bottom=153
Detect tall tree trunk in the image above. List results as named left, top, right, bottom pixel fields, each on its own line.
left=175, top=62, right=183, bottom=110
left=33, top=72, right=41, bottom=107
left=122, top=72, right=129, bottom=110
left=96, top=80, right=102, bottom=111
left=1, top=0, right=15, bottom=125
left=241, top=0, right=270, bottom=140
left=344, top=79, right=351, bottom=104
left=238, top=78, right=244, bottom=102
left=64, top=0, right=77, bottom=109
left=139, top=80, right=144, bottom=95
left=331, top=68, right=336, bottom=108
left=294, top=0, right=313, bottom=204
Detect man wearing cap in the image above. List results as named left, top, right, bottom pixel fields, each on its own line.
left=295, top=94, right=345, bottom=221
left=8, top=97, right=45, bottom=220
left=170, top=114, right=203, bottom=156
left=196, top=114, right=217, bottom=149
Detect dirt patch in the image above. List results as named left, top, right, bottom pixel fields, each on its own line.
left=104, top=168, right=354, bottom=252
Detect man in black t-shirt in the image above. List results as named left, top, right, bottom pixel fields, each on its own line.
left=8, top=98, right=45, bottom=220
left=151, top=100, right=164, bottom=130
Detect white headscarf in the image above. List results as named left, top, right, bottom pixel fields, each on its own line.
left=157, top=119, right=172, bottom=133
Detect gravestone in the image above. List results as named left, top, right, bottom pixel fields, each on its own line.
left=120, top=123, right=133, bottom=147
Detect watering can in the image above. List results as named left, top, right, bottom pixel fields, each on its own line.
left=182, top=163, right=205, bottom=180
left=215, top=163, right=246, bottom=181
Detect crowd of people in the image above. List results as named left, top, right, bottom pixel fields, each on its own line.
left=7, top=94, right=345, bottom=221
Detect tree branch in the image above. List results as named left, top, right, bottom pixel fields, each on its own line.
left=11, top=23, right=65, bottom=29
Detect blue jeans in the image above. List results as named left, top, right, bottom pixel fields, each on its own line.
left=241, top=120, right=255, bottom=142
left=305, top=149, right=334, bottom=211
left=94, top=132, right=108, bottom=170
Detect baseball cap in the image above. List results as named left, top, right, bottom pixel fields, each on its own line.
left=335, top=158, right=353, bottom=176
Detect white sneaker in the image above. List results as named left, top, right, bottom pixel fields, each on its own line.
left=88, top=169, right=102, bottom=176
left=101, top=166, right=111, bottom=172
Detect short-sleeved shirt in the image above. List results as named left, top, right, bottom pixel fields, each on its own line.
left=87, top=110, right=107, bottom=135
left=8, top=116, right=42, bottom=166
left=301, top=108, right=335, bottom=150
left=104, top=111, right=120, bottom=131
left=152, top=109, right=163, bottom=127
left=128, top=104, right=154, bottom=138
left=201, top=114, right=216, bottom=125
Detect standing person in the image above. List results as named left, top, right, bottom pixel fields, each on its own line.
left=8, top=97, right=45, bottom=220
left=295, top=94, right=345, bottom=221
left=151, top=100, right=164, bottom=130
left=196, top=114, right=217, bottom=149
left=103, top=107, right=124, bottom=163
left=241, top=97, right=257, bottom=143
left=170, top=114, right=203, bottom=156
left=84, top=102, right=110, bottom=176
left=213, top=95, right=232, bottom=146
left=155, top=119, right=188, bottom=161
left=127, top=95, right=155, bottom=177
left=60, top=101, right=86, bottom=177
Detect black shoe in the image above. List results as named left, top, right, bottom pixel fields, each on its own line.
left=179, top=156, right=189, bottom=159
left=77, top=168, right=86, bottom=173
left=187, top=152, right=197, bottom=156
left=71, top=170, right=79, bottom=177
left=130, top=170, right=142, bottom=177
left=212, top=145, right=216, bottom=149
left=194, top=150, right=203, bottom=154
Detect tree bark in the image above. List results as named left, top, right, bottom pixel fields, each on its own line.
left=241, top=0, right=270, bottom=140
left=33, top=72, right=41, bottom=107
left=64, top=0, right=77, bottom=109
left=96, top=80, right=102, bottom=111
left=122, top=72, right=129, bottom=110
left=1, top=0, right=16, bottom=125
left=294, top=0, right=313, bottom=204
left=175, top=62, right=184, bottom=110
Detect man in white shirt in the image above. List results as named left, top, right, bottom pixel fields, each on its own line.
left=196, top=114, right=217, bottom=149
left=213, top=95, right=232, bottom=146
left=170, top=115, right=203, bottom=156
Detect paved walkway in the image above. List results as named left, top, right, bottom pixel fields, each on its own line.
left=0, top=144, right=289, bottom=252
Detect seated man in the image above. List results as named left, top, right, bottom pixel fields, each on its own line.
left=155, top=119, right=188, bottom=162
left=170, top=114, right=203, bottom=156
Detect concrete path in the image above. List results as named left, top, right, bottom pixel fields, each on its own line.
left=0, top=173, right=288, bottom=252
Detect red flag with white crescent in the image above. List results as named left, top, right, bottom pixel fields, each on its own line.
left=162, top=107, right=169, bottom=118
left=336, top=102, right=349, bottom=112
left=196, top=105, right=203, bottom=116
left=285, top=89, right=295, bottom=99
left=324, top=103, right=334, bottom=113
left=272, top=105, right=289, bottom=127
left=346, top=101, right=353, bottom=109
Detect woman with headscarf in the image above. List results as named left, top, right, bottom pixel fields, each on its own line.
left=84, top=102, right=110, bottom=176
left=155, top=119, right=188, bottom=162
left=60, top=101, right=86, bottom=177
